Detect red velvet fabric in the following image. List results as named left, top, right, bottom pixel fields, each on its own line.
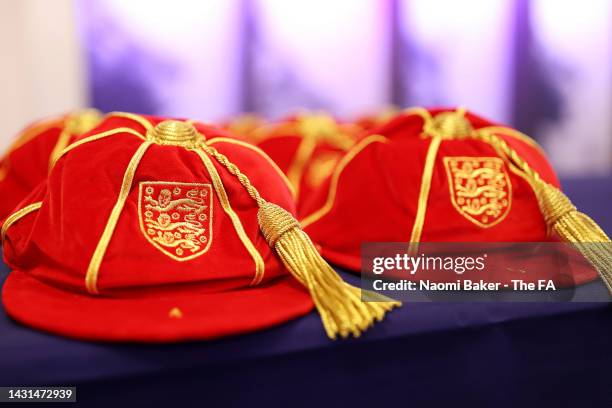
left=253, top=115, right=366, bottom=218
left=0, top=113, right=240, bottom=224
left=0, top=117, right=66, bottom=220
left=2, top=115, right=313, bottom=342
left=302, top=108, right=598, bottom=286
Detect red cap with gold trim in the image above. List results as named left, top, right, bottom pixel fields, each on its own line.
left=251, top=113, right=365, bottom=217
left=1, top=114, right=398, bottom=342
left=0, top=109, right=102, bottom=221
left=301, top=107, right=612, bottom=291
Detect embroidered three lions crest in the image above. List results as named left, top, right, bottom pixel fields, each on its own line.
left=138, top=182, right=213, bottom=261
left=443, top=157, right=511, bottom=228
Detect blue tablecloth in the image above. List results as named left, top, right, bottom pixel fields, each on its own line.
left=0, top=178, right=611, bottom=407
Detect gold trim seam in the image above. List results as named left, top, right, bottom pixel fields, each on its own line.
left=1, top=202, right=42, bottom=242
left=409, top=136, right=442, bottom=244
left=285, top=136, right=316, bottom=198
left=85, top=141, right=152, bottom=294
left=193, top=148, right=265, bottom=285
left=298, top=108, right=547, bottom=244
left=249, top=122, right=297, bottom=143
left=107, top=112, right=154, bottom=132
left=48, top=128, right=72, bottom=171
left=402, top=107, right=434, bottom=124
left=5, top=116, right=64, bottom=155
left=402, top=108, right=542, bottom=151
left=51, top=127, right=146, bottom=169
left=48, top=110, right=104, bottom=170
left=0, top=117, right=64, bottom=182
left=300, top=135, right=389, bottom=228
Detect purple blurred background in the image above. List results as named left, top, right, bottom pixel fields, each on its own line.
left=77, top=0, right=611, bottom=178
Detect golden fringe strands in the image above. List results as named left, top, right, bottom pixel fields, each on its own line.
left=199, top=142, right=401, bottom=339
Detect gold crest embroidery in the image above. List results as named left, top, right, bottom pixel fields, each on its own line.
left=138, top=182, right=213, bottom=261
left=443, top=157, right=511, bottom=228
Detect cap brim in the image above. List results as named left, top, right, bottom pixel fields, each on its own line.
left=2, top=270, right=314, bottom=343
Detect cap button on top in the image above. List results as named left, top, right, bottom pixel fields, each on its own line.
left=427, top=111, right=474, bottom=139
left=147, top=120, right=204, bottom=148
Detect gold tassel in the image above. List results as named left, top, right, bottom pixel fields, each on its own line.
left=471, top=127, right=612, bottom=295
left=199, top=143, right=400, bottom=339
left=536, top=181, right=612, bottom=293
left=257, top=202, right=401, bottom=339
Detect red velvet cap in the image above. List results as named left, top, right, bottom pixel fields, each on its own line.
left=1, top=114, right=313, bottom=342
left=301, top=107, right=598, bottom=287
left=252, top=113, right=365, bottom=217
left=0, top=110, right=102, bottom=220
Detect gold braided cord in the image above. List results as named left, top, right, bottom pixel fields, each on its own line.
left=85, top=142, right=152, bottom=294
left=472, top=128, right=612, bottom=293
left=409, top=135, right=442, bottom=245
left=1, top=202, right=42, bottom=242
left=193, top=148, right=265, bottom=285
left=477, top=126, right=544, bottom=152
left=108, top=112, right=154, bottom=132
left=473, top=131, right=533, bottom=176
left=300, top=135, right=388, bottom=228
left=200, top=145, right=265, bottom=207
left=206, top=137, right=297, bottom=200
left=201, top=141, right=400, bottom=339
left=50, top=127, right=146, bottom=169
